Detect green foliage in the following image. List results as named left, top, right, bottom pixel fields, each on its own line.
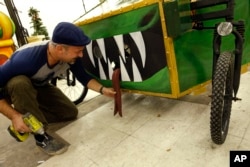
left=28, top=7, right=49, bottom=40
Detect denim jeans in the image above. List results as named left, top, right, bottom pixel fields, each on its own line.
left=5, top=75, right=78, bottom=125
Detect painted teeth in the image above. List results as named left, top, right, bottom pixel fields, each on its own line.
left=129, top=31, right=146, bottom=68
left=86, top=41, right=95, bottom=67
left=96, top=39, right=106, bottom=62
left=86, top=31, right=145, bottom=82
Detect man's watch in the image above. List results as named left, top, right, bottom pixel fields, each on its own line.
left=99, top=86, right=104, bottom=94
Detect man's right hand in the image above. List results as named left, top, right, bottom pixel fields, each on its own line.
left=11, top=113, right=31, bottom=133
left=0, top=99, right=31, bottom=133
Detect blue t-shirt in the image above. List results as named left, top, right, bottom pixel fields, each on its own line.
left=0, top=41, right=92, bottom=99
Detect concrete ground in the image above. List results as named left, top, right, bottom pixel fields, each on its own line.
left=1, top=71, right=250, bottom=167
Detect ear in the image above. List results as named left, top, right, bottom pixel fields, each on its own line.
left=56, top=44, right=65, bottom=52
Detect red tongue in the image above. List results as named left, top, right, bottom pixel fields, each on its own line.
left=112, top=68, right=122, bottom=117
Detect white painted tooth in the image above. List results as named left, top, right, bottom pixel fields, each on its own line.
left=132, top=58, right=142, bottom=81
left=129, top=31, right=146, bottom=68
left=114, top=35, right=125, bottom=63
left=98, top=59, right=107, bottom=80
left=120, top=56, right=130, bottom=81
left=86, top=41, right=95, bottom=67
left=108, top=59, right=113, bottom=80
left=96, top=39, right=107, bottom=62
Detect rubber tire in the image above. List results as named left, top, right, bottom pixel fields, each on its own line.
left=52, top=70, right=88, bottom=105
left=210, top=51, right=234, bottom=144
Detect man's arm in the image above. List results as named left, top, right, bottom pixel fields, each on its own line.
left=70, top=59, right=116, bottom=97
left=87, top=79, right=116, bottom=98
left=0, top=99, right=30, bottom=132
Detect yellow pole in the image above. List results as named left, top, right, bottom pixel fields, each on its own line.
left=158, top=0, right=180, bottom=98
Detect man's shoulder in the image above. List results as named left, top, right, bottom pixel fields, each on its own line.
left=9, top=40, right=48, bottom=67
left=12, top=40, right=49, bottom=59
left=16, top=40, right=49, bottom=52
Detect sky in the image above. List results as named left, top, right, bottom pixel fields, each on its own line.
left=0, top=0, right=133, bottom=45
left=0, top=0, right=100, bottom=38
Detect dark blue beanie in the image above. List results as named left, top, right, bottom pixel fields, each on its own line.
left=52, top=22, right=91, bottom=46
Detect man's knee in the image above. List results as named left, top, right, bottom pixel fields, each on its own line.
left=6, top=75, right=33, bottom=93
left=58, top=104, right=78, bottom=122
left=67, top=106, right=78, bottom=120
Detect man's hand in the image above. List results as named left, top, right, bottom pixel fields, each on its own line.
left=11, top=113, right=31, bottom=133
left=102, top=87, right=116, bottom=98
left=87, top=79, right=116, bottom=98
left=0, top=99, right=31, bottom=133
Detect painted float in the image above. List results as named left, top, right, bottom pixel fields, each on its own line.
left=76, top=0, right=250, bottom=98
left=0, top=11, right=15, bottom=65
left=74, top=0, right=250, bottom=144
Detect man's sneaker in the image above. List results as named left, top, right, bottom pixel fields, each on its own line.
left=34, top=133, right=68, bottom=155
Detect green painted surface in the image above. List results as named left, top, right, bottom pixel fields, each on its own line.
left=174, top=0, right=250, bottom=92
left=174, top=29, right=214, bottom=92
left=79, top=4, right=159, bottom=40
left=164, top=0, right=192, bottom=37
left=80, top=0, right=250, bottom=95
left=121, top=67, right=171, bottom=93
left=98, top=67, right=171, bottom=94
